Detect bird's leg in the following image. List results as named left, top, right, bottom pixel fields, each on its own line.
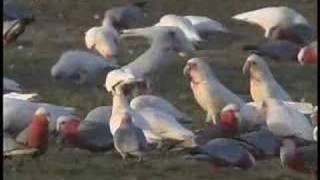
left=205, top=112, right=212, bottom=123
left=120, top=153, right=127, bottom=160
left=137, top=155, right=144, bottom=163
left=156, top=141, right=163, bottom=149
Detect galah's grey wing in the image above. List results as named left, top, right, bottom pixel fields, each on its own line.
left=202, top=139, right=248, bottom=164
left=238, top=130, right=281, bottom=158
left=84, top=106, right=112, bottom=128
left=134, top=126, right=148, bottom=150
left=114, top=127, right=141, bottom=154
left=76, top=121, right=113, bottom=151
left=243, top=40, right=300, bottom=61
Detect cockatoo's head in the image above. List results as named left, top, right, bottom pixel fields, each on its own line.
left=242, top=53, right=273, bottom=81
left=85, top=26, right=119, bottom=58
left=56, top=115, right=80, bottom=132
left=183, top=57, right=214, bottom=84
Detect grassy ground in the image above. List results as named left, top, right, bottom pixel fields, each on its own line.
left=3, top=0, right=317, bottom=180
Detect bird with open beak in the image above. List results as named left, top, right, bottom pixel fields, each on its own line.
left=183, top=57, right=245, bottom=124
left=4, top=107, right=50, bottom=157
left=242, top=54, right=292, bottom=102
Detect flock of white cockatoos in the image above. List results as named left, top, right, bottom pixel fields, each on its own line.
left=3, top=0, right=318, bottom=177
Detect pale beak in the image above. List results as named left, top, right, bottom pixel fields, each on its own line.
left=183, top=64, right=191, bottom=77
left=242, top=60, right=250, bottom=74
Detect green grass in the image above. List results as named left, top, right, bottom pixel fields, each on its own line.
left=4, top=0, right=317, bottom=179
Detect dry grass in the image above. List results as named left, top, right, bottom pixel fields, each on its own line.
left=3, top=0, right=317, bottom=179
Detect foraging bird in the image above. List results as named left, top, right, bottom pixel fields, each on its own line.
left=242, top=54, right=292, bottom=102
left=130, top=94, right=192, bottom=124
left=113, top=111, right=148, bottom=161
left=51, top=50, right=118, bottom=86
left=3, top=0, right=34, bottom=45
left=183, top=57, right=245, bottom=124
left=105, top=68, right=139, bottom=93
left=187, top=138, right=256, bottom=170
left=56, top=112, right=114, bottom=152
left=263, top=98, right=314, bottom=141
left=218, top=100, right=314, bottom=137
left=298, top=41, right=318, bottom=65
left=103, top=1, right=147, bottom=30
left=3, top=77, right=22, bottom=93
left=218, top=103, right=266, bottom=137
left=119, top=26, right=195, bottom=88
left=85, top=20, right=119, bottom=59
left=4, top=107, right=50, bottom=157
left=238, top=129, right=281, bottom=159
left=280, top=138, right=317, bottom=175
left=4, top=96, right=76, bottom=133
left=184, top=16, right=230, bottom=39
left=133, top=107, right=196, bottom=149
left=108, top=80, right=149, bottom=159
left=155, top=14, right=202, bottom=45
left=267, top=24, right=314, bottom=45
left=232, top=6, right=310, bottom=40
left=242, top=40, right=301, bottom=62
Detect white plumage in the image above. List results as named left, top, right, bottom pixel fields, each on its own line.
left=4, top=92, right=38, bottom=101
left=232, top=6, right=309, bottom=37
left=85, top=21, right=119, bottom=59
left=242, top=54, right=291, bottom=102
left=133, top=107, right=195, bottom=146
left=155, top=14, right=202, bottom=44
left=264, top=98, right=314, bottom=141
left=184, top=16, right=229, bottom=37
left=183, top=57, right=245, bottom=124
left=130, top=95, right=191, bottom=123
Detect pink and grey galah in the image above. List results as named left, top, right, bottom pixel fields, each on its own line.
left=4, top=107, right=50, bottom=157
left=4, top=95, right=77, bottom=134
left=186, top=138, right=256, bottom=170
left=218, top=101, right=315, bottom=137
left=298, top=41, right=318, bottom=65
left=56, top=106, right=114, bottom=152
